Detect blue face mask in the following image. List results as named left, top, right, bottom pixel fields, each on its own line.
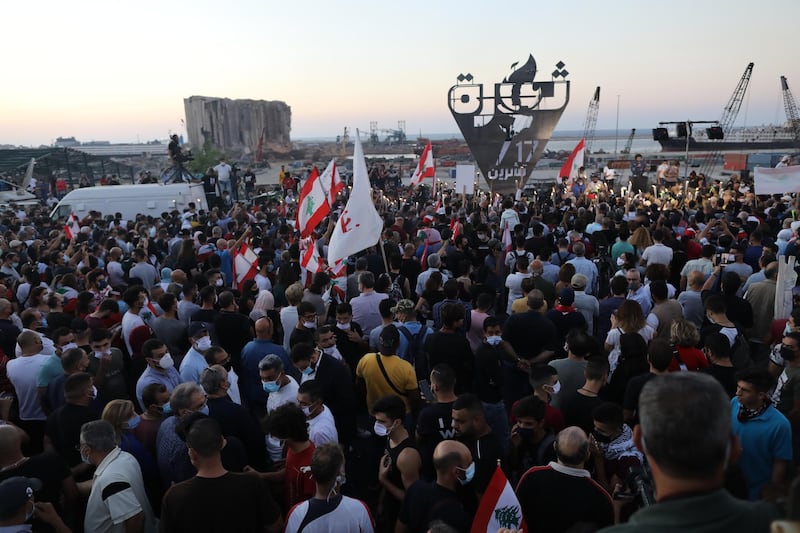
left=160, top=403, right=172, bottom=415
left=125, top=414, right=140, bottom=430
left=263, top=380, right=280, bottom=393
left=40, top=318, right=48, bottom=329
left=98, top=280, right=108, bottom=289
left=197, top=405, right=209, bottom=416
left=302, top=365, right=315, bottom=376
left=457, top=462, right=476, bottom=485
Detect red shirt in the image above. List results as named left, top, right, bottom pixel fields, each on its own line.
left=668, top=345, right=709, bottom=372
left=285, top=442, right=316, bottom=507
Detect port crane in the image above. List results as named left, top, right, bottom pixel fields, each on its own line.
left=582, top=87, right=600, bottom=154
left=698, top=62, right=754, bottom=178
left=620, top=128, right=636, bottom=156
left=781, top=76, right=800, bottom=146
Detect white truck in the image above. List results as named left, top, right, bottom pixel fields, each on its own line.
left=50, top=183, right=208, bottom=221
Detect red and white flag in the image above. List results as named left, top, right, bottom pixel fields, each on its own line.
left=318, top=159, right=344, bottom=203
left=450, top=218, right=460, bottom=240
left=327, top=131, right=384, bottom=267
left=300, top=237, right=324, bottom=275
left=501, top=222, right=513, bottom=250
left=471, top=466, right=527, bottom=533
left=410, top=141, right=435, bottom=188
left=559, top=138, right=585, bottom=180
left=297, top=167, right=331, bottom=238
left=232, top=243, right=258, bottom=289
left=64, top=212, right=80, bottom=239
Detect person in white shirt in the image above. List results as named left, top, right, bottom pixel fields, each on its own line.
left=260, top=354, right=300, bottom=462
left=214, top=158, right=233, bottom=197
left=505, top=256, right=532, bottom=315
left=7, top=331, right=52, bottom=448
left=298, top=381, right=338, bottom=447
left=640, top=229, right=673, bottom=267
left=281, top=283, right=303, bottom=354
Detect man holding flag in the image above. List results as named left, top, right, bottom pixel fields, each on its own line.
left=559, top=138, right=585, bottom=184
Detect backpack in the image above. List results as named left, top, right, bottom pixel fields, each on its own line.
left=385, top=273, right=405, bottom=302
left=730, top=329, right=753, bottom=369
left=398, top=324, right=428, bottom=371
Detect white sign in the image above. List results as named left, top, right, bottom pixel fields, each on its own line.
left=753, top=166, right=800, bottom=195
left=455, top=164, right=475, bottom=195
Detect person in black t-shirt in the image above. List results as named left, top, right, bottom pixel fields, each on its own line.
left=700, top=332, right=737, bottom=398
left=416, top=364, right=458, bottom=481
left=451, top=393, right=503, bottom=497
left=561, top=357, right=607, bottom=435
left=622, top=338, right=672, bottom=426
left=44, top=373, right=100, bottom=471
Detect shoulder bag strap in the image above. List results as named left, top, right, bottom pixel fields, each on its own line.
left=375, top=353, right=406, bottom=397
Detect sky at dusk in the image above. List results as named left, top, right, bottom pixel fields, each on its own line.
left=2, top=0, right=798, bottom=146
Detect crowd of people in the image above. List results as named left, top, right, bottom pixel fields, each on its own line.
left=0, top=157, right=799, bottom=532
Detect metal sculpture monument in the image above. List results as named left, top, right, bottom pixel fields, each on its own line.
left=448, top=54, right=570, bottom=196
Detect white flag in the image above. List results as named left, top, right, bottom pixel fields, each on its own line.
left=327, top=131, right=384, bottom=266
left=753, top=166, right=800, bottom=195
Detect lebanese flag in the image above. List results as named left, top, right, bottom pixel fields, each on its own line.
left=471, top=466, right=527, bottom=533
left=64, top=212, right=80, bottom=239
left=410, top=141, right=435, bottom=188
left=450, top=218, right=460, bottom=240
left=559, top=138, right=585, bottom=180
left=328, top=261, right=347, bottom=302
left=232, top=243, right=258, bottom=289
left=501, top=221, right=513, bottom=250
left=319, top=159, right=344, bottom=203
left=297, top=167, right=331, bottom=238
left=300, top=237, right=324, bottom=274
left=327, top=131, right=384, bottom=266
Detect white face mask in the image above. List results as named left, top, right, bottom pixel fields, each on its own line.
left=336, top=322, right=351, bottom=330
left=548, top=380, right=561, bottom=394
left=486, top=335, right=502, bottom=346
left=373, top=421, right=390, bottom=437
left=158, top=353, right=174, bottom=370
left=94, top=348, right=111, bottom=359
left=195, top=336, right=212, bottom=351
left=616, top=257, right=625, bottom=266
left=215, top=278, right=224, bottom=287
left=303, top=321, right=317, bottom=329
left=60, top=342, right=78, bottom=352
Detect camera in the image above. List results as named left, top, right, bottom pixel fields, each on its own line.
left=715, top=253, right=734, bottom=266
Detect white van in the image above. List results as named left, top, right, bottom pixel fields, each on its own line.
left=50, top=183, right=209, bottom=221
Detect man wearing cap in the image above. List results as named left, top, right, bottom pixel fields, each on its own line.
left=545, top=288, right=588, bottom=355
left=0, top=476, right=70, bottom=533
left=180, top=322, right=213, bottom=384
left=81, top=420, right=157, bottom=532
left=572, top=274, right=599, bottom=336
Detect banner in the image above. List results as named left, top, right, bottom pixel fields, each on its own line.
left=753, top=166, right=800, bottom=195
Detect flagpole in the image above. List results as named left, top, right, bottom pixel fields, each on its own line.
left=379, top=235, right=389, bottom=275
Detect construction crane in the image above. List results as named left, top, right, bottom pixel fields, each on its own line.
left=698, top=62, right=754, bottom=178
left=620, top=128, right=636, bottom=156
left=582, top=87, right=600, bottom=153
left=781, top=76, right=800, bottom=145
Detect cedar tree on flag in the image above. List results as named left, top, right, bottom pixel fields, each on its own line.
left=327, top=131, right=384, bottom=267
left=559, top=138, right=585, bottom=180
left=471, top=465, right=527, bottom=533
left=296, top=167, right=331, bottom=238
left=410, top=141, right=435, bottom=188
left=64, top=213, right=80, bottom=240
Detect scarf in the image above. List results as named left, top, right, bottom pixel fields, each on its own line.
left=601, top=424, right=643, bottom=462
left=738, top=401, right=768, bottom=423
left=554, top=305, right=576, bottom=313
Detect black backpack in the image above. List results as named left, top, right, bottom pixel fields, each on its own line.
left=398, top=325, right=428, bottom=372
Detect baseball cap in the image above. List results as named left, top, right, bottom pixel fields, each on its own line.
left=570, top=274, right=588, bottom=290
left=8, top=240, right=22, bottom=248
left=558, top=287, right=575, bottom=305
left=0, top=477, right=41, bottom=520
left=684, top=228, right=696, bottom=238
left=391, top=299, right=415, bottom=315
left=187, top=322, right=209, bottom=338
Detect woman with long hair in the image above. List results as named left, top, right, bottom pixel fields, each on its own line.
left=176, top=239, right=198, bottom=274
left=628, top=226, right=653, bottom=257
left=603, top=332, right=649, bottom=404
left=555, top=263, right=576, bottom=293
left=604, top=300, right=655, bottom=374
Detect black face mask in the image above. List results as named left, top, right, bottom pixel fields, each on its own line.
left=592, top=429, right=613, bottom=444
left=781, top=346, right=799, bottom=362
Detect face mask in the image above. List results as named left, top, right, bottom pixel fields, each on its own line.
left=215, top=278, right=224, bottom=287
left=785, top=323, right=793, bottom=335
left=126, top=414, right=141, bottom=430
left=90, top=385, right=98, bottom=400
left=477, top=233, right=486, bottom=240
left=94, top=349, right=111, bottom=359
left=40, top=318, right=48, bottom=329
left=616, top=257, right=625, bottom=266
left=303, top=321, right=317, bottom=329
left=781, top=345, right=799, bottom=361
left=628, top=282, right=640, bottom=292
left=486, top=335, right=502, bottom=346
left=63, top=254, right=70, bottom=263
left=373, top=421, right=390, bottom=437
left=195, top=336, right=212, bottom=351
left=301, top=405, right=313, bottom=417
left=302, top=366, right=315, bottom=376
left=159, top=353, right=175, bottom=370
left=196, top=404, right=209, bottom=416
left=548, top=380, right=561, bottom=394
left=80, top=449, right=92, bottom=465
left=706, top=314, right=716, bottom=325
left=267, top=264, right=275, bottom=272
left=60, top=342, right=78, bottom=352
left=457, top=462, right=476, bottom=485
left=98, top=280, right=108, bottom=289
left=263, top=380, right=280, bottom=393
left=592, top=429, right=613, bottom=444
left=149, top=227, right=156, bottom=238
left=517, top=427, right=535, bottom=439
left=336, top=322, right=351, bottom=330
left=161, top=402, right=172, bottom=415
left=12, top=262, right=19, bottom=269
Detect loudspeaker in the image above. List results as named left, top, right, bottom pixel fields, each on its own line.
left=706, top=126, right=724, bottom=140
left=676, top=123, right=688, bottom=138
left=652, top=128, right=669, bottom=141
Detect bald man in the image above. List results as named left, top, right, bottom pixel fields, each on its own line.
left=240, top=317, right=291, bottom=418
left=530, top=259, right=556, bottom=309
left=396, top=439, right=478, bottom=533
left=516, top=427, right=613, bottom=531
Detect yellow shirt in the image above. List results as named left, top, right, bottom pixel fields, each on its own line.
left=356, top=352, right=418, bottom=413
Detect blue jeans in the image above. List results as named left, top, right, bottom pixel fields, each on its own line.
left=482, top=400, right=510, bottom=454
left=218, top=180, right=232, bottom=196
